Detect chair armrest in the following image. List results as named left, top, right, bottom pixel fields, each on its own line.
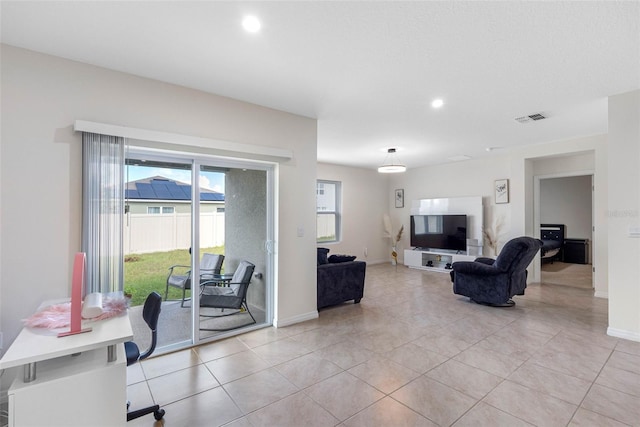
left=452, top=261, right=502, bottom=276
left=168, top=265, right=191, bottom=276
left=474, top=257, right=496, bottom=266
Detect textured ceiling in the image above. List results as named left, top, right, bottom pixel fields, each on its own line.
left=2, top=1, right=639, bottom=170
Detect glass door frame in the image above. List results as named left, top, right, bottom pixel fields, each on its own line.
left=127, top=146, right=275, bottom=349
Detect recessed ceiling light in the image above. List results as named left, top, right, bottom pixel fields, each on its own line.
left=431, top=98, right=444, bottom=108
left=242, top=16, right=261, bottom=33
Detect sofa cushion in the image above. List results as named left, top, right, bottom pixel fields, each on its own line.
left=317, top=247, right=330, bottom=265
left=328, top=254, right=356, bottom=263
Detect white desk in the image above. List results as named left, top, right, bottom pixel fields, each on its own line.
left=0, top=309, right=133, bottom=427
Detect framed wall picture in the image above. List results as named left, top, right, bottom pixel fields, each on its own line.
left=495, top=179, right=509, bottom=204
left=395, top=189, right=404, bottom=208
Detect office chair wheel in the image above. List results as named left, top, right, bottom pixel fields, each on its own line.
left=154, top=409, right=165, bottom=420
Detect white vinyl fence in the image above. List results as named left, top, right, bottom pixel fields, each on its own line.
left=124, top=212, right=225, bottom=254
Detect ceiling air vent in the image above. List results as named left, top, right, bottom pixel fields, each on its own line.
left=515, top=112, right=547, bottom=123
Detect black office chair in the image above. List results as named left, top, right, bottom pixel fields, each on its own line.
left=125, top=291, right=165, bottom=422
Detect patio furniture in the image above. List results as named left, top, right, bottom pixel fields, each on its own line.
left=165, top=253, right=224, bottom=307
left=199, top=260, right=256, bottom=331
left=125, top=292, right=165, bottom=422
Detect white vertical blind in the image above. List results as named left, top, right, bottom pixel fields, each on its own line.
left=82, top=132, right=125, bottom=293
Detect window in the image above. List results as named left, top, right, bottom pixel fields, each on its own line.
left=148, top=206, right=175, bottom=214
left=316, top=180, right=341, bottom=243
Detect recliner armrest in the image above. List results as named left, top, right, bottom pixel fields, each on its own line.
left=474, top=257, right=496, bottom=266
left=451, top=260, right=502, bottom=276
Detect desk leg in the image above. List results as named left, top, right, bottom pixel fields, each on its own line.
left=24, top=362, right=36, bottom=382
left=107, top=344, right=116, bottom=363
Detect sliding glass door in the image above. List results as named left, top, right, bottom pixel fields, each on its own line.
left=125, top=150, right=274, bottom=351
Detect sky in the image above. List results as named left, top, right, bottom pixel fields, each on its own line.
left=126, top=165, right=225, bottom=193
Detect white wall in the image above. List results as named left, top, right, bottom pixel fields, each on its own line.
left=0, top=45, right=318, bottom=347
left=607, top=89, right=640, bottom=341
left=316, top=163, right=388, bottom=264
left=388, top=156, right=512, bottom=259
left=540, top=175, right=593, bottom=251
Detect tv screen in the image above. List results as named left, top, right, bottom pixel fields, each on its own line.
left=410, top=214, right=467, bottom=251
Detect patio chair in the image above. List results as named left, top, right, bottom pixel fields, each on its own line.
left=165, top=253, right=224, bottom=307
left=199, top=260, right=256, bottom=331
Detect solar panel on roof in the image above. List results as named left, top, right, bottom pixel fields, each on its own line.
left=151, top=182, right=172, bottom=199
left=137, top=183, right=156, bottom=199
left=125, top=189, right=140, bottom=199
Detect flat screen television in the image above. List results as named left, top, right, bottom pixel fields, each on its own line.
left=410, top=214, right=467, bottom=252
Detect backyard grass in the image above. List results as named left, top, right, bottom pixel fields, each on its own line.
left=124, top=246, right=224, bottom=306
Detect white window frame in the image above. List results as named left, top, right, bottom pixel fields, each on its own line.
left=316, top=180, right=341, bottom=243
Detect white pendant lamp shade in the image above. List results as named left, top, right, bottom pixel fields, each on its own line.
left=378, top=148, right=407, bottom=173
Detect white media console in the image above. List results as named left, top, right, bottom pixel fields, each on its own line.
left=404, top=249, right=476, bottom=272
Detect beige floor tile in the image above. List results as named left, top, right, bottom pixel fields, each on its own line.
left=483, top=380, right=577, bottom=426
left=452, top=402, right=534, bottom=427
left=343, top=396, right=437, bottom=427
left=454, top=344, right=525, bottom=378
left=153, top=386, right=242, bottom=427
left=251, top=337, right=312, bottom=365
left=615, top=338, right=640, bottom=356
left=204, top=349, right=270, bottom=384
left=247, top=391, right=338, bottom=427
left=313, top=340, right=375, bottom=370
left=125, top=264, right=640, bottom=426
left=348, top=355, right=421, bottom=394
left=413, top=332, right=475, bottom=358
left=193, top=337, right=249, bottom=362
left=223, top=368, right=298, bottom=414
left=127, top=362, right=146, bottom=385
left=581, top=384, right=640, bottom=426
left=507, top=361, right=592, bottom=405
left=289, top=326, right=350, bottom=351
left=426, top=359, right=504, bottom=399
left=305, top=371, right=385, bottom=421
left=596, top=365, right=640, bottom=397
left=275, top=353, right=343, bottom=389
left=568, top=408, right=631, bottom=427
left=391, top=376, right=476, bottom=426
left=141, top=348, right=201, bottom=379
left=147, top=364, right=220, bottom=406
left=126, top=381, right=155, bottom=413
left=528, top=347, right=605, bottom=381
left=236, top=326, right=291, bottom=348
left=606, top=350, right=640, bottom=375
left=381, top=342, right=449, bottom=374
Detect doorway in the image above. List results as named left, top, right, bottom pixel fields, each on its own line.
left=124, top=150, right=274, bottom=352
left=537, top=174, right=593, bottom=289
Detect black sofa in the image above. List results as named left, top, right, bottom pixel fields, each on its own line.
left=317, top=248, right=366, bottom=309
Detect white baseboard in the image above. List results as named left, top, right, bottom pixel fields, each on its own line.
left=607, top=327, right=640, bottom=342
left=594, top=290, right=608, bottom=299
left=273, top=310, right=318, bottom=328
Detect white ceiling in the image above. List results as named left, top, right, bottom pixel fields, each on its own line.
left=2, top=1, right=639, bottom=170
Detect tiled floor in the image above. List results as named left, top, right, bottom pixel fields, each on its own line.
left=127, top=263, right=640, bottom=427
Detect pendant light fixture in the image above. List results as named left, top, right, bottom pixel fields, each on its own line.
left=378, top=148, right=406, bottom=173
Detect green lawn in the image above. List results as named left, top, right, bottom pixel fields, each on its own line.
left=124, top=246, right=224, bottom=306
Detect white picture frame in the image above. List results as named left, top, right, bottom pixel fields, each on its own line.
left=495, top=179, right=509, bottom=204
left=395, top=189, right=404, bottom=208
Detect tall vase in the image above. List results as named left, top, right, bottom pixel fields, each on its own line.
left=391, top=246, right=397, bottom=265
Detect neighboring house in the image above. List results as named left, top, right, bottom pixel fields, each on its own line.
left=125, top=176, right=225, bottom=214
left=124, top=176, right=226, bottom=254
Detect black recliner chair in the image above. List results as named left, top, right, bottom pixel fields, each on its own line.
left=125, top=291, right=165, bottom=422
left=451, top=236, right=543, bottom=306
